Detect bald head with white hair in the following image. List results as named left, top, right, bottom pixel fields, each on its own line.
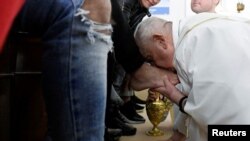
left=134, top=17, right=175, bottom=69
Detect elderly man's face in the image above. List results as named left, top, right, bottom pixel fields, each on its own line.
left=191, top=0, right=219, bottom=13
left=139, top=0, right=161, bottom=8
left=144, top=35, right=175, bottom=69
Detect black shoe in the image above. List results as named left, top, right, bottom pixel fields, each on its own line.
left=106, top=128, right=123, bottom=137
left=132, top=95, right=146, bottom=105
left=107, top=117, right=137, bottom=136
left=116, top=109, right=144, bottom=124
left=134, top=103, right=144, bottom=112
left=120, top=101, right=145, bottom=123
left=104, top=128, right=122, bottom=141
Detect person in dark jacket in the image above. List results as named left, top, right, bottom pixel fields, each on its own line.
left=110, top=0, right=178, bottom=91
left=114, top=0, right=162, bottom=123
left=105, top=0, right=179, bottom=138
left=120, top=0, right=158, bottom=32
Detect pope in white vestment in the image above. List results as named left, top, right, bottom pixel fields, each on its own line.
left=173, top=13, right=250, bottom=141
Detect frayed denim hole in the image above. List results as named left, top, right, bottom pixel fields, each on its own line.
left=75, top=8, right=96, bottom=44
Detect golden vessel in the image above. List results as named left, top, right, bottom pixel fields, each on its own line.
left=146, top=90, right=173, bottom=136
left=161, top=96, right=173, bottom=122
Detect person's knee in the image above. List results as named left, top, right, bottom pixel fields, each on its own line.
left=80, top=0, right=111, bottom=23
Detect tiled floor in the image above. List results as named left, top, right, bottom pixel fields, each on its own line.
left=120, top=90, right=174, bottom=141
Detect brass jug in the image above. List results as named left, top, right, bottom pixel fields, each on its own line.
left=161, top=96, right=173, bottom=122
left=146, top=90, right=172, bottom=136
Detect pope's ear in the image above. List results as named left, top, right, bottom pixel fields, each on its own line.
left=153, top=34, right=167, bottom=49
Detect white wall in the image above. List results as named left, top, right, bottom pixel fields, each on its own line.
left=217, top=0, right=250, bottom=17
left=168, top=0, right=187, bottom=21
left=185, top=0, right=196, bottom=16
left=150, top=0, right=250, bottom=21
left=150, top=0, right=187, bottom=21
left=185, top=0, right=250, bottom=17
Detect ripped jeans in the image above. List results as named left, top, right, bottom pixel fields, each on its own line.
left=16, top=0, right=113, bottom=141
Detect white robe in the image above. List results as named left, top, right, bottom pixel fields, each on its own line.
left=173, top=13, right=250, bottom=141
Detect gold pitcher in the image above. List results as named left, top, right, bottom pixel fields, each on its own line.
left=146, top=90, right=172, bottom=136
left=161, top=96, right=173, bottom=122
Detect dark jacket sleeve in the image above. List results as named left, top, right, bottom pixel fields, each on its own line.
left=111, top=0, right=144, bottom=73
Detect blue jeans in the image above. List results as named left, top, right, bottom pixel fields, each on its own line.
left=16, top=0, right=113, bottom=141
